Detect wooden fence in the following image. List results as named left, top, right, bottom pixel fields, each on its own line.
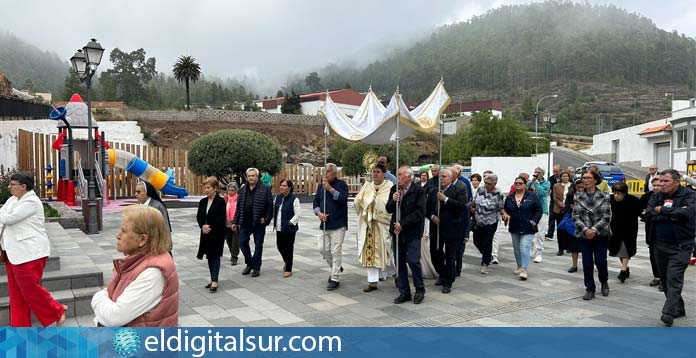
left=16, top=129, right=363, bottom=199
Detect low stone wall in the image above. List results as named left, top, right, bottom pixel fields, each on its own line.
left=101, top=108, right=323, bottom=125
left=45, top=201, right=84, bottom=230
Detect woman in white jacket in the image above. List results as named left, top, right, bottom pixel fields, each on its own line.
left=0, top=172, right=66, bottom=327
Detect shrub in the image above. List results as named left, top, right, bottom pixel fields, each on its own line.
left=188, top=129, right=282, bottom=185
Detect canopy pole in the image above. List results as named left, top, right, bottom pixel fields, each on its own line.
left=322, top=93, right=329, bottom=257
left=395, top=86, right=401, bottom=279
left=437, top=117, right=444, bottom=250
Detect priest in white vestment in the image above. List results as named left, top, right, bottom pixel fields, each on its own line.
left=355, top=164, right=395, bottom=292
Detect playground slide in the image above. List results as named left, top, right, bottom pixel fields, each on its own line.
left=106, top=149, right=188, bottom=198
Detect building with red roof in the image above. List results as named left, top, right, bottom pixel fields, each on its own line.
left=257, top=89, right=366, bottom=116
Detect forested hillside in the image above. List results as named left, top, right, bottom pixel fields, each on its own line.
left=308, top=1, right=696, bottom=135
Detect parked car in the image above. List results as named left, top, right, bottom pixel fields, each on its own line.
left=575, top=161, right=625, bottom=186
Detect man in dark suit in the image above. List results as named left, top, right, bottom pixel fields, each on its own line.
left=645, top=164, right=658, bottom=193
left=426, top=165, right=440, bottom=196
left=427, top=169, right=467, bottom=293
left=450, top=165, right=471, bottom=277
left=232, top=168, right=273, bottom=277
left=386, top=166, right=426, bottom=304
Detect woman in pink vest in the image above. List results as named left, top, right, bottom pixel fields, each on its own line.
left=91, top=205, right=179, bottom=326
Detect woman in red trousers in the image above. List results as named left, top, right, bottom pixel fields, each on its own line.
left=0, top=172, right=66, bottom=327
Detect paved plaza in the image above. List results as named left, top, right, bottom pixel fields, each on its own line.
left=59, top=200, right=696, bottom=327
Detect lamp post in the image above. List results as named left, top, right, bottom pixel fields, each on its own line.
left=70, top=38, right=104, bottom=235
left=543, top=115, right=557, bottom=180
left=535, top=94, right=558, bottom=155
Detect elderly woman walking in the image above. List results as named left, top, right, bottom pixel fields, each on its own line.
left=471, top=174, right=505, bottom=274
left=0, top=172, right=66, bottom=327
left=274, top=179, right=301, bottom=278
left=92, top=205, right=179, bottom=326
left=609, top=182, right=642, bottom=283
left=573, top=169, right=612, bottom=300
left=503, top=176, right=543, bottom=280
left=196, top=177, right=227, bottom=292
left=552, top=170, right=573, bottom=256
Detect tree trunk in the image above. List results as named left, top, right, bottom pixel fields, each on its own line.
left=185, top=79, right=190, bottom=110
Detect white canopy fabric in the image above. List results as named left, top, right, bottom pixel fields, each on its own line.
left=320, top=80, right=451, bottom=145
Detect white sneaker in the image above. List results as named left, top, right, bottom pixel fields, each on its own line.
left=491, top=258, right=499, bottom=265
left=533, top=255, right=543, bottom=263
left=544, top=236, right=554, bottom=241
left=519, top=271, right=528, bottom=280
left=480, top=265, right=489, bottom=274
left=513, top=267, right=522, bottom=275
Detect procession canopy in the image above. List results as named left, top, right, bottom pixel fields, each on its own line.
left=320, top=80, right=451, bottom=145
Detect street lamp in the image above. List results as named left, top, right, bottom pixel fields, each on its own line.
left=543, top=115, right=557, bottom=180
left=70, top=38, right=104, bottom=235
left=535, top=94, right=558, bottom=155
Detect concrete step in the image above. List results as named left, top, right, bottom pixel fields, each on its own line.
left=0, top=268, right=103, bottom=297
left=0, top=256, right=60, bottom=275
left=0, top=286, right=101, bottom=325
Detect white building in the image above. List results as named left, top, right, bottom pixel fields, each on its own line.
left=257, top=89, right=365, bottom=117
left=442, top=100, right=503, bottom=134
left=589, top=99, right=696, bottom=172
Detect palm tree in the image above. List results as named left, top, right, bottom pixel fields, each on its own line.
left=172, top=55, right=201, bottom=110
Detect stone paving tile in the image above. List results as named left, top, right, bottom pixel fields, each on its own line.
left=50, top=202, right=696, bottom=327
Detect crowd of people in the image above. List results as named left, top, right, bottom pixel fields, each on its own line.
left=2, top=158, right=694, bottom=328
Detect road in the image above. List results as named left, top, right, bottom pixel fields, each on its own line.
left=552, top=147, right=640, bottom=180
left=551, top=147, right=588, bottom=172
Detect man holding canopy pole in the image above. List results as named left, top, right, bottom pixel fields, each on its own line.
left=387, top=166, right=426, bottom=304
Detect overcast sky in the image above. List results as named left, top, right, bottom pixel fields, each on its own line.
left=3, top=0, right=695, bottom=94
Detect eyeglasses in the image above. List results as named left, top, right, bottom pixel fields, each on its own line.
left=135, top=190, right=143, bottom=194
left=514, top=182, right=525, bottom=185
left=581, top=177, right=594, bottom=180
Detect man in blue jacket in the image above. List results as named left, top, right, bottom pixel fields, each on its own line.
left=313, top=163, right=349, bottom=291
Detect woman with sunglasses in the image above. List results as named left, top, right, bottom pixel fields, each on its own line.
left=502, top=176, right=542, bottom=280
left=573, top=169, right=612, bottom=300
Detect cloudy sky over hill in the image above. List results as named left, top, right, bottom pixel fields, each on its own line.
left=3, top=0, right=694, bottom=93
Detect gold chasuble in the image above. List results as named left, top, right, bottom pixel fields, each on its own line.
left=355, top=180, right=394, bottom=269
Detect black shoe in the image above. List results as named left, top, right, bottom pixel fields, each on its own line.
left=649, top=278, right=660, bottom=287
left=601, top=283, right=609, bottom=296
left=434, top=278, right=442, bottom=286
left=242, top=266, right=252, bottom=275
left=393, top=294, right=412, bottom=304
left=456, top=272, right=461, bottom=277
left=413, top=291, right=425, bottom=304
left=205, top=282, right=212, bottom=289
left=568, top=266, right=578, bottom=273
left=340, top=266, right=344, bottom=273
left=556, top=251, right=564, bottom=256
left=676, top=310, right=686, bottom=318
left=210, top=284, right=218, bottom=293
left=442, top=287, right=451, bottom=294
left=327, top=280, right=339, bottom=291
left=661, top=314, right=674, bottom=326
left=251, top=270, right=260, bottom=277
left=583, top=290, right=595, bottom=300
left=658, top=283, right=664, bottom=292
left=618, top=270, right=626, bottom=283
left=625, top=267, right=630, bottom=278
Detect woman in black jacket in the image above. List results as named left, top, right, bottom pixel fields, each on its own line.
left=502, top=176, right=543, bottom=280
left=562, top=180, right=583, bottom=273
left=196, top=177, right=227, bottom=292
left=609, top=182, right=643, bottom=283
left=273, top=179, right=301, bottom=278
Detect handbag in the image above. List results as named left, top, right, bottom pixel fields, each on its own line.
left=557, top=211, right=576, bottom=235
